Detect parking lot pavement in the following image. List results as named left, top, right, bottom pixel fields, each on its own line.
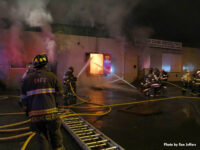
left=0, top=82, right=200, bottom=150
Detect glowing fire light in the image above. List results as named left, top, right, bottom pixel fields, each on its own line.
left=90, top=53, right=104, bottom=74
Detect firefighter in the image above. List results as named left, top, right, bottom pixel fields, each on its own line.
left=21, top=54, right=65, bottom=150
left=140, top=68, right=153, bottom=96
left=63, top=66, right=77, bottom=105
left=141, top=68, right=161, bottom=97
left=149, top=73, right=161, bottom=97
left=160, top=69, right=168, bottom=93
left=192, top=70, right=200, bottom=94
left=153, top=68, right=160, bottom=80
left=181, top=70, right=192, bottom=88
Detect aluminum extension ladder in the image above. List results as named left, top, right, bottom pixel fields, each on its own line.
left=59, top=110, right=125, bottom=150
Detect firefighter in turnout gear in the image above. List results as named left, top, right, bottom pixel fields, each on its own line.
left=181, top=70, right=192, bottom=88
left=140, top=68, right=154, bottom=96
left=21, top=54, right=65, bottom=150
left=160, top=69, right=168, bottom=93
left=192, top=70, right=200, bottom=95
left=160, top=69, right=168, bottom=82
left=63, top=66, right=77, bottom=105
left=141, top=68, right=161, bottom=97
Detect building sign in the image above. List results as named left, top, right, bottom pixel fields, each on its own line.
left=148, top=39, right=182, bottom=50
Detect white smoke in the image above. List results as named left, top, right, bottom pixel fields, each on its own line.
left=43, top=27, right=56, bottom=62
left=9, top=0, right=55, bottom=63
left=10, top=0, right=52, bottom=27
left=27, top=9, right=52, bottom=27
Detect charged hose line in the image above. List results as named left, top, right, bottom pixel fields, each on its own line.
left=0, top=81, right=198, bottom=147
left=69, top=82, right=110, bottom=107
left=0, top=96, right=8, bottom=100
left=22, top=106, right=111, bottom=150
left=60, top=106, right=111, bottom=119
left=58, top=102, right=86, bottom=109
left=60, top=96, right=200, bottom=109
left=0, top=119, right=30, bottom=129
left=165, top=81, right=198, bottom=95
left=0, top=112, right=25, bottom=116
left=0, top=127, right=29, bottom=133
left=21, top=109, right=112, bottom=150
left=0, top=131, right=33, bottom=141
left=21, top=132, right=36, bottom=150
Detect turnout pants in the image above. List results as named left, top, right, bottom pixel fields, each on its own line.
left=30, top=117, right=64, bottom=150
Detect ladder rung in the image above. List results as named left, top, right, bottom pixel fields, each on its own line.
left=82, top=137, right=99, bottom=142
left=68, top=124, right=88, bottom=128
left=72, top=127, right=88, bottom=131
left=61, top=110, right=124, bottom=150
left=76, top=132, right=93, bottom=136
left=86, top=139, right=108, bottom=145
left=101, top=146, right=117, bottom=150
left=80, top=134, right=100, bottom=139
left=74, top=129, right=94, bottom=133
left=65, top=121, right=83, bottom=124
left=88, top=143, right=107, bottom=148
left=63, top=117, right=79, bottom=121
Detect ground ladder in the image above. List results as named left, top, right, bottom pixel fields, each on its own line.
left=59, top=110, right=125, bottom=150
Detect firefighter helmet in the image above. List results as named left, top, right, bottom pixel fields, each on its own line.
left=33, top=54, right=48, bottom=68
left=68, top=66, right=74, bottom=72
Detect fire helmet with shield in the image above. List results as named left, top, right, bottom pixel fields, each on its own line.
left=33, top=53, right=48, bottom=68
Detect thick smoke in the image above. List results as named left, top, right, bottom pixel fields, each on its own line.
left=0, top=0, right=149, bottom=67
left=48, top=0, right=140, bottom=38
left=0, top=0, right=55, bottom=66
left=12, top=0, right=52, bottom=27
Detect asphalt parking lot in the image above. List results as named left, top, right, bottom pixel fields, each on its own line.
left=0, top=82, right=200, bottom=150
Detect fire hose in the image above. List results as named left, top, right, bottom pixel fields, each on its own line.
left=0, top=127, right=29, bottom=132
left=0, top=81, right=200, bottom=149
left=0, top=119, right=30, bottom=129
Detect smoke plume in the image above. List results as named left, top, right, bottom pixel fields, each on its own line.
left=0, top=0, right=54, bottom=66
left=48, top=0, right=140, bottom=38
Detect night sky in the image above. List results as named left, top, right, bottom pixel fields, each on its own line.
left=125, top=0, right=200, bottom=47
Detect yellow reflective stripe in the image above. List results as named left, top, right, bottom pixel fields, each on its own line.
left=29, top=107, right=58, bottom=117
left=27, top=88, right=56, bottom=96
